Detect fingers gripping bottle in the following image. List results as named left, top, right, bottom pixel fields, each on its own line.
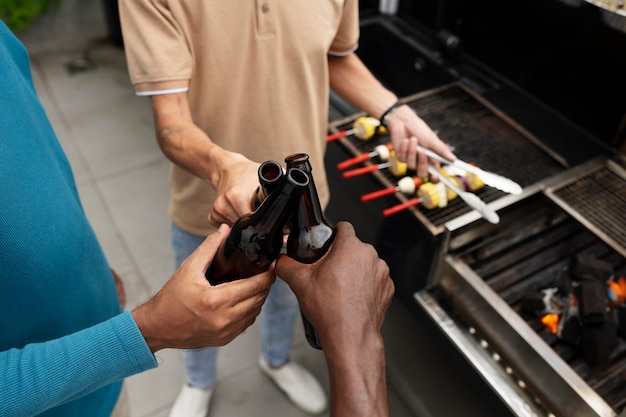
left=285, top=153, right=336, bottom=349
left=205, top=167, right=308, bottom=286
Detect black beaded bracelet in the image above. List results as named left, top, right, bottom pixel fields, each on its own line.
left=379, top=99, right=404, bottom=127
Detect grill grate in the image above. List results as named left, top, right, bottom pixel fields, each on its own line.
left=334, top=83, right=566, bottom=227
left=552, top=164, right=626, bottom=254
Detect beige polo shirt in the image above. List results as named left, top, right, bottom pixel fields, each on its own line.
left=119, top=0, right=359, bottom=236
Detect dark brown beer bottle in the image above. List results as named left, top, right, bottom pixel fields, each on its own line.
left=252, top=160, right=284, bottom=209
left=206, top=167, right=309, bottom=286
left=285, top=153, right=336, bottom=349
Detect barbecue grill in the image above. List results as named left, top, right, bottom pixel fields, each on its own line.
left=328, top=83, right=626, bottom=417
left=419, top=159, right=626, bottom=417
left=324, top=5, right=626, bottom=414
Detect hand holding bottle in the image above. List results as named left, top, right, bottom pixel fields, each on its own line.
left=132, top=224, right=276, bottom=353
left=209, top=151, right=261, bottom=227
left=206, top=167, right=308, bottom=285
left=277, top=222, right=394, bottom=350
left=276, top=222, right=394, bottom=417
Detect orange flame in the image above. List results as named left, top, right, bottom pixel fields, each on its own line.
left=541, top=313, right=560, bottom=334
left=608, top=277, right=626, bottom=307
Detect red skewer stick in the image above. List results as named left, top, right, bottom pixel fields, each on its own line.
left=361, top=177, right=424, bottom=202
left=338, top=152, right=371, bottom=169
left=361, top=187, right=397, bottom=202
left=337, top=143, right=393, bottom=170
left=383, top=198, right=421, bottom=217
left=326, top=129, right=355, bottom=142
left=342, top=153, right=409, bottom=179
left=342, top=162, right=391, bottom=178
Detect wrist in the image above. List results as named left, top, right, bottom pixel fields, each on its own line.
left=206, top=147, right=248, bottom=189
left=379, top=99, right=404, bottom=127
left=131, top=301, right=165, bottom=354
left=324, top=331, right=388, bottom=416
left=321, top=324, right=385, bottom=368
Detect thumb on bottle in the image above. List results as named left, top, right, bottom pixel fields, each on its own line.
left=189, top=223, right=230, bottom=274
left=275, top=254, right=310, bottom=292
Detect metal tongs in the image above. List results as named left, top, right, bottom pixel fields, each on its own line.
left=418, top=145, right=523, bottom=195
left=428, top=165, right=500, bottom=224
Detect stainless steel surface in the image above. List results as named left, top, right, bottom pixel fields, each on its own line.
left=415, top=291, right=548, bottom=417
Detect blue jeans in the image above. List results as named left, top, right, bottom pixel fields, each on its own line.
left=171, top=224, right=299, bottom=390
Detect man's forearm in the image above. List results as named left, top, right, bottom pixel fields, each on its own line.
left=150, top=93, right=225, bottom=186
left=328, top=53, right=397, bottom=121
left=324, top=333, right=389, bottom=417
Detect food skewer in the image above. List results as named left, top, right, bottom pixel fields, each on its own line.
left=326, top=116, right=382, bottom=142
left=342, top=153, right=407, bottom=179
left=336, top=131, right=449, bottom=170
left=337, top=143, right=393, bottom=170
left=361, top=166, right=471, bottom=203
left=429, top=165, right=500, bottom=224
left=382, top=167, right=487, bottom=217
left=417, top=145, right=522, bottom=195
left=383, top=182, right=450, bottom=216
left=361, top=176, right=424, bottom=202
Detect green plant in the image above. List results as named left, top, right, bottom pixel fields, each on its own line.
left=0, top=0, right=61, bottom=32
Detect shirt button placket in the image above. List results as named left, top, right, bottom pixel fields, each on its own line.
left=257, top=0, right=275, bottom=35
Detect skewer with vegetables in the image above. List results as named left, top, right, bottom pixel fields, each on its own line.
left=342, top=153, right=407, bottom=179
left=326, top=116, right=385, bottom=142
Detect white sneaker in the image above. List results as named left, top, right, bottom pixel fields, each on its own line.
left=168, top=383, right=213, bottom=417
left=258, top=356, right=328, bottom=415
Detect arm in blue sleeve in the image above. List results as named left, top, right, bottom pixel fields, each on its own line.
left=0, top=311, right=158, bottom=417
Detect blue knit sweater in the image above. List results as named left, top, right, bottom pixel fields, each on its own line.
left=0, top=22, right=157, bottom=416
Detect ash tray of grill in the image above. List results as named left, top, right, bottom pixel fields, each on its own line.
left=545, top=158, right=626, bottom=258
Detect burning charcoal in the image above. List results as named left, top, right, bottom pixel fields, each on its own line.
left=578, top=280, right=609, bottom=325
left=555, top=293, right=581, bottom=344
left=558, top=306, right=581, bottom=345
left=607, top=276, right=626, bottom=307
left=521, top=287, right=562, bottom=316
left=540, top=313, right=560, bottom=334
left=581, top=318, right=618, bottom=366
left=570, top=254, right=614, bottom=283
left=559, top=316, right=581, bottom=345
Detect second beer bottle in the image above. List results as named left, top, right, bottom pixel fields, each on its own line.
left=285, top=153, right=336, bottom=350
left=205, top=166, right=308, bottom=285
